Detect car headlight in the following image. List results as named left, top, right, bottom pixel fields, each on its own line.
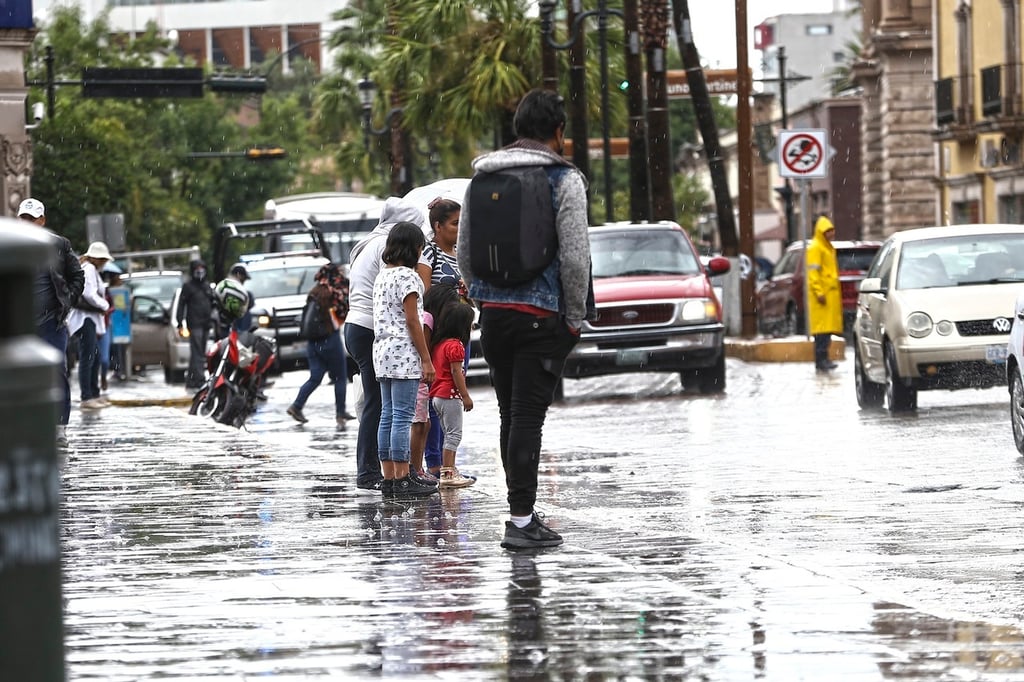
left=257, top=314, right=272, bottom=327
left=935, top=320, right=955, bottom=336
left=681, top=299, right=717, bottom=322
left=906, top=311, right=933, bottom=338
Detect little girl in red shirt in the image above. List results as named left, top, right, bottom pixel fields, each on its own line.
left=428, top=302, right=477, bottom=488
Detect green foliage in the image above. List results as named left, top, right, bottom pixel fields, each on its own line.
left=24, top=6, right=300, bottom=258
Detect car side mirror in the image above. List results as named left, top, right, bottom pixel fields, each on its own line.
left=705, top=256, right=731, bottom=276
left=859, top=277, right=885, bottom=294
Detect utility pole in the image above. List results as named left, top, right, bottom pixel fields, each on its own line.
left=567, top=0, right=591, bottom=187
left=672, top=0, right=738, bottom=254
left=778, top=46, right=796, bottom=244
left=736, top=0, right=757, bottom=338
left=623, top=0, right=650, bottom=221
left=643, top=0, right=675, bottom=221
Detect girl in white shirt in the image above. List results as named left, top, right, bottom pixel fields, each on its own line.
left=372, top=222, right=437, bottom=498
left=67, top=241, right=112, bottom=409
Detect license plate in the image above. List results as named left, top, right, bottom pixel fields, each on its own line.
left=616, top=349, right=648, bottom=365
left=986, top=344, right=1008, bottom=364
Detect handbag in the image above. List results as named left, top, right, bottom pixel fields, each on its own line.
left=299, top=295, right=334, bottom=341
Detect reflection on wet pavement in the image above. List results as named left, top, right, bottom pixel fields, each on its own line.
left=58, top=359, right=1024, bottom=679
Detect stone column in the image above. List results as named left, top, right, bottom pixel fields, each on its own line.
left=0, top=28, right=36, bottom=218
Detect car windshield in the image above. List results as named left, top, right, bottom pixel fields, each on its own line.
left=247, top=265, right=322, bottom=298
left=896, top=234, right=1024, bottom=289
left=125, top=274, right=182, bottom=305
left=591, top=230, right=702, bottom=278
left=837, top=249, right=878, bottom=272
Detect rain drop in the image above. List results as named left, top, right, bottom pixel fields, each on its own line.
left=437, top=538, right=446, bottom=546
left=389, top=529, right=396, bottom=537
left=528, top=649, right=546, bottom=665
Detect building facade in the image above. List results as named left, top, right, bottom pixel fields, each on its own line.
left=754, top=7, right=861, bottom=115
left=933, top=0, right=1024, bottom=226
left=853, top=0, right=936, bottom=240
left=38, top=0, right=341, bottom=73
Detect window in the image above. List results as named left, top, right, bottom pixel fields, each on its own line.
left=806, top=24, right=832, bottom=36
left=952, top=200, right=981, bottom=224
left=999, top=194, right=1024, bottom=223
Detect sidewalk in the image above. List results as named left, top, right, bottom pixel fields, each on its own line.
left=60, top=360, right=1024, bottom=680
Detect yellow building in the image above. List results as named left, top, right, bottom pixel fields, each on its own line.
left=935, top=0, right=1024, bottom=224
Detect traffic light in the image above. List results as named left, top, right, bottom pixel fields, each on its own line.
left=245, top=147, right=287, bottom=161
left=82, top=67, right=205, bottom=98
left=618, top=79, right=630, bottom=92
left=208, top=75, right=268, bottom=94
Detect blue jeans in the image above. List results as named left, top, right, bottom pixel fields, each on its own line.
left=377, top=378, right=420, bottom=464
left=425, top=404, right=443, bottom=469
left=98, top=330, right=111, bottom=376
left=480, top=308, right=578, bottom=516
left=76, top=317, right=100, bottom=402
left=344, top=324, right=383, bottom=485
left=292, top=331, right=347, bottom=416
left=36, top=317, right=70, bottom=425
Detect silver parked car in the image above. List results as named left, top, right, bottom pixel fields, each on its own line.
left=854, top=224, right=1024, bottom=413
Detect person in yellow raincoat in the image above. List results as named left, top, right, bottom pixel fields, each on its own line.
left=806, top=215, right=842, bottom=372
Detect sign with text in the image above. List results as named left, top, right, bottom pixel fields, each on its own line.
left=666, top=69, right=745, bottom=98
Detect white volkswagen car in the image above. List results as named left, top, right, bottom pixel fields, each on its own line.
left=854, top=224, right=1024, bottom=413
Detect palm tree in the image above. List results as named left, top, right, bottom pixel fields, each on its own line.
left=316, top=0, right=628, bottom=194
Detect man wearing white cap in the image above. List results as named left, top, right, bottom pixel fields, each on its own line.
left=18, top=197, right=85, bottom=447
left=68, top=241, right=112, bottom=410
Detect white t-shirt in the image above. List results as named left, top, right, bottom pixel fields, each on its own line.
left=372, top=266, right=424, bottom=379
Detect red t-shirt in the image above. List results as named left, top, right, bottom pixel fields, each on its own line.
left=428, top=338, right=467, bottom=400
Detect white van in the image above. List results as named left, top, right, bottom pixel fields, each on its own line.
left=263, top=192, right=385, bottom=264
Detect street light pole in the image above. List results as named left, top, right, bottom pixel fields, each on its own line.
left=538, top=0, right=623, bottom=224
left=356, top=75, right=408, bottom=196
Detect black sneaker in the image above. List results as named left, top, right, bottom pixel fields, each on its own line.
left=355, top=479, right=384, bottom=495
left=501, top=512, right=563, bottom=550
left=391, top=473, right=438, bottom=498
left=382, top=479, right=394, bottom=499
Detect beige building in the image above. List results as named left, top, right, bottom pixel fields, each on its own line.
left=933, top=0, right=1024, bottom=225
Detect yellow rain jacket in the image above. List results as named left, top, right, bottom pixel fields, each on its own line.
left=805, top=216, right=842, bottom=335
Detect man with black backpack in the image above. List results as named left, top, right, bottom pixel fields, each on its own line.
left=457, top=88, right=593, bottom=550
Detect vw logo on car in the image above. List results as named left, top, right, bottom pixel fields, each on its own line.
left=993, top=317, right=1011, bottom=333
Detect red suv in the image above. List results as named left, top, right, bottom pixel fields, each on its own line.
left=756, top=240, right=881, bottom=337
left=561, top=221, right=731, bottom=393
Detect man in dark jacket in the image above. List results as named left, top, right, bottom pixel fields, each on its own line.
left=19, top=198, right=85, bottom=447
left=176, top=259, right=214, bottom=389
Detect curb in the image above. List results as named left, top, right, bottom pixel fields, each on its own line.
left=725, top=335, right=845, bottom=363
left=108, top=397, right=194, bottom=408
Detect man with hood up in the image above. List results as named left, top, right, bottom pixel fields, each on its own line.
left=176, top=259, right=215, bottom=389
left=457, top=89, right=593, bottom=550
left=806, top=215, right=842, bottom=372
left=345, top=197, right=427, bottom=492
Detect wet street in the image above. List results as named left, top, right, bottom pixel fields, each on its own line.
left=62, top=350, right=1024, bottom=680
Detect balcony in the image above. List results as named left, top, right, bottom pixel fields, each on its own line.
left=933, top=75, right=975, bottom=141
left=977, top=62, right=1024, bottom=135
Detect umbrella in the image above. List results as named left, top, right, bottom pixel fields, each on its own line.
left=402, top=178, right=470, bottom=234
left=102, top=261, right=123, bottom=274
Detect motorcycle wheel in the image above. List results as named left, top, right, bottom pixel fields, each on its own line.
left=190, top=384, right=229, bottom=420
left=217, top=389, right=248, bottom=427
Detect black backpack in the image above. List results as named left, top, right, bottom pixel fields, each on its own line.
left=299, top=295, right=334, bottom=341
left=467, top=166, right=557, bottom=286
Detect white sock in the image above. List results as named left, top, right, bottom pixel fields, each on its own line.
left=510, top=514, right=532, bottom=528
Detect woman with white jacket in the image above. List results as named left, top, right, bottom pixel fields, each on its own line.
left=68, top=242, right=112, bottom=409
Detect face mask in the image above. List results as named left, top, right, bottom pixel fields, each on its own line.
left=194, top=267, right=207, bottom=281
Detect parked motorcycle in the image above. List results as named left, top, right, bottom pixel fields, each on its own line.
left=189, top=328, right=276, bottom=428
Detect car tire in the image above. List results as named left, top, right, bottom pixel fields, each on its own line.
left=855, top=346, right=884, bottom=409
left=1010, top=369, right=1024, bottom=455
left=164, top=367, right=186, bottom=384
left=884, top=342, right=917, bottom=413
left=695, top=353, right=726, bottom=394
